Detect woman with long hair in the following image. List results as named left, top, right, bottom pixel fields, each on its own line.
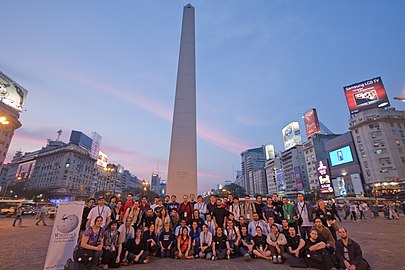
left=175, top=227, right=194, bottom=259
left=125, top=228, right=150, bottom=264
left=80, top=216, right=105, bottom=270
left=155, top=207, right=171, bottom=235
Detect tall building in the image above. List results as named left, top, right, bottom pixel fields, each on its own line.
left=280, top=144, right=309, bottom=198
left=264, top=154, right=282, bottom=195
left=0, top=72, right=28, bottom=168
left=70, top=130, right=93, bottom=151
left=151, top=173, right=161, bottom=194
left=241, top=146, right=266, bottom=196
left=167, top=4, right=197, bottom=198
left=325, top=132, right=364, bottom=197
left=303, top=133, right=340, bottom=192
left=349, top=107, right=405, bottom=193
left=90, top=132, right=102, bottom=160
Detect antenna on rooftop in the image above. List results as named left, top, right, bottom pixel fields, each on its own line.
left=56, top=129, right=63, bottom=141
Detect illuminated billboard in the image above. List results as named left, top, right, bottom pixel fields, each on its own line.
left=329, top=145, right=354, bottom=167
left=0, top=72, right=28, bottom=112
left=265, top=144, right=275, bottom=160
left=97, top=151, right=108, bottom=168
left=303, top=108, right=321, bottom=137
left=317, top=160, right=333, bottom=194
left=344, top=77, right=390, bottom=114
left=282, top=122, right=301, bottom=150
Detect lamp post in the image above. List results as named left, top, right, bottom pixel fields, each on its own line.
left=0, top=116, right=9, bottom=125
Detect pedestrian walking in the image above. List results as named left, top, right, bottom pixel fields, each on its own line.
left=349, top=202, right=357, bottom=222
left=36, top=205, right=47, bottom=226
left=12, top=204, right=23, bottom=226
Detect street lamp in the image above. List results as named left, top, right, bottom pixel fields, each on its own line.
left=393, top=97, right=405, bottom=102
left=0, top=116, right=9, bottom=125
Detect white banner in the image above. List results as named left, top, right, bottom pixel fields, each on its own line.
left=44, top=201, right=85, bottom=270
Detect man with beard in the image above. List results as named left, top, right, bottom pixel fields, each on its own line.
left=336, top=228, right=369, bottom=270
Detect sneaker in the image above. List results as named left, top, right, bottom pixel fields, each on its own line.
left=195, top=254, right=199, bottom=258
left=227, top=255, right=230, bottom=260
left=277, top=255, right=283, bottom=264
left=212, top=256, right=216, bottom=261
left=102, top=264, right=108, bottom=269
left=244, top=254, right=252, bottom=261
left=272, top=255, right=278, bottom=264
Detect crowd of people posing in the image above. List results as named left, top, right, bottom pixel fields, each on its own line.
left=76, top=193, right=370, bottom=270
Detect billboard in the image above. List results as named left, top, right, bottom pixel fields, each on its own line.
left=0, top=72, right=28, bottom=112
left=265, top=144, right=275, bottom=160
left=329, top=145, right=354, bottom=167
left=344, top=77, right=390, bottom=114
left=303, top=108, right=321, bottom=137
left=317, top=160, right=334, bottom=194
left=97, top=151, right=108, bottom=168
left=282, top=122, right=301, bottom=150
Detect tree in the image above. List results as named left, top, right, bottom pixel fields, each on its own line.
left=218, top=183, right=246, bottom=198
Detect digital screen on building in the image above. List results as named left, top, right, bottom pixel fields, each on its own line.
left=303, top=108, right=321, bottom=137
left=282, top=122, right=301, bottom=150
left=329, top=146, right=354, bottom=167
left=344, top=77, right=390, bottom=114
left=0, top=72, right=28, bottom=112
left=318, top=160, right=334, bottom=194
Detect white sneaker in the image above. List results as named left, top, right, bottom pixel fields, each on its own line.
left=272, top=255, right=278, bottom=264
left=277, top=255, right=283, bottom=264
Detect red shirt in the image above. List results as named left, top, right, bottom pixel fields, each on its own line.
left=122, top=200, right=134, bottom=215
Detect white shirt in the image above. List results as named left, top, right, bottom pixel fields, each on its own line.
left=297, top=202, right=313, bottom=227
left=87, top=205, right=111, bottom=227
left=194, top=202, right=207, bottom=218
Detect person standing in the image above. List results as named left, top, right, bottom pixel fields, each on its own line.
left=229, top=197, right=242, bottom=221
left=206, top=195, right=217, bottom=216
left=87, top=196, right=111, bottom=228
left=167, top=195, right=179, bottom=216
left=342, top=202, right=350, bottom=220
left=330, top=200, right=342, bottom=222
left=262, top=197, right=277, bottom=221
left=213, top=198, right=228, bottom=229
left=35, top=204, right=47, bottom=226
left=254, top=195, right=265, bottom=220
left=178, top=195, right=193, bottom=224
left=12, top=204, right=24, bottom=227
left=194, top=195, right=207, bottom=219
left=123, top=200, right=142, bottom=230
left=282, top=197, right=296, bottom=229
left=293, top=193, right=314, bottom=239
left=315, top=199, right=337, bottom=240
left=241, top=195, right=256, bottom=222
left=272, top=193, right=284, bottom=224
left=121, top=193, right=134, bottom=220
left=81, top=198, right=95, bottom=232
left=349, top=202, right=357, bottom=222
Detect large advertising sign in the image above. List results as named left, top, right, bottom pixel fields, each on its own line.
left=97, top=151, right=108, bottom=168
left=16, top=161, right=36, bottom=182
left=344, top=77, right=390, bottom=114
left=317, top=160, right=334, bottom=194
left=329, top=145, right=354, bottom=167
left=276, top=168, right=285, bottom=191
left=0, top=72, right=28, bottom=112
left=303, top=108, right=321, bottom=137
left=265, top=144, right=275, bottom=160
left=282, top=122, right=301, bottom=150
left=44, top=201, right=84, bottom=270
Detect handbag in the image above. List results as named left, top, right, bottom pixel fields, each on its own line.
left=288, top=256, right=308, bottom=268
left=73, top=227, right=101, bottom=263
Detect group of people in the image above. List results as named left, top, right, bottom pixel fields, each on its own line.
left=74, top=192, right=370, bottom=270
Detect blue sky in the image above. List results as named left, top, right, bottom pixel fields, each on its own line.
left=1, top=1, right=405, bottom=192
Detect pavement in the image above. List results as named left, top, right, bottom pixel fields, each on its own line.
left=1, top=214, right=405, bottom=270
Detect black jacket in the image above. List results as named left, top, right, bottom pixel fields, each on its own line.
left=335, top=238, right=363, bottom=266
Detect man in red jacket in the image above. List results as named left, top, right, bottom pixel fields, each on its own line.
left=178, top=195, right=193, bottom=224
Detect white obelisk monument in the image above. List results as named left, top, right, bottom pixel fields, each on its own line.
left=166, top=4, right=197, bottom=198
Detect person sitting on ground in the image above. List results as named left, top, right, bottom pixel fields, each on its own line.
left=159, top=223, right=175, bottom=258
left=211, top=226, right=231, bottom=260
left=286, top=227, right=305, bottom=258
left=80, top=216, right=105, bottom=270
left=239, top=225, right=254, bottom=261
left=313, top=218, right=336, bottom=251
left=175, top=227, right=194, bottom=259
left=118, top=217, right=135, bottom=261
left=142, top=223, right=157, bottom=255
left=252, top=226, right=272, bottom=260
left=101, top=220, right=121, bottom=269
left=199, top=224, right=213, bottom=259
left=124, top=228, right=150, bottom=265
left=205, top=213, right=215, bottom=235
left=267, top=224, right=287, bottom=264
left=336, top=227, right=369, bottom=270
left=142, top=209, right=156, bottom=232
left=304, top=229, right=336, bottom=270
left=189, top=221, right=201, bottom=257
left=224, top=219, right=241, bottom=257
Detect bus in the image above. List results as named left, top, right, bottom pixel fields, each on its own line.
left=0, top=199, right=36, bottom=216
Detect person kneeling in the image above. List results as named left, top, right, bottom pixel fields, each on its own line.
left=211, top=227, right=231, bottom=260
left=175, top=227, right=194, bottom=259
left=101, top=221, right=121, bottom=269
left=199, top=224, right=213, bottom=259
left=124, top=228, right=150, bottom=264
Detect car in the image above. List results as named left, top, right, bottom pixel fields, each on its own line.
left=46, top=206, right=57, bottom=219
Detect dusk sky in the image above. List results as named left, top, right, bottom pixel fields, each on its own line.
left=1, top=1, right=405, bottom=193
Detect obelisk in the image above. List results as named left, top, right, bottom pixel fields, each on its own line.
left=166, top=4, right=197, bottom=199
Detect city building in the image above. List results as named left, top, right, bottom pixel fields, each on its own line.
left=0, top=71, right=28, bottom=169
left=349, top=107, right=405, bottom=194
left=240, top=146, right=266, bottom=196
left=252, top=168, right=267, bottom=195
left=280, top=144, right=309, bottom=198
left=151, top=173, right=161, bottom=194
left=325, top=132, right=364, bottom=197
left=264, top=154, right=282, bottom=195
left=70, top=130, right=93, bottom=151
left=302, top=133, right=340, bottom=192
left=167, top=4, right=197, bottom=198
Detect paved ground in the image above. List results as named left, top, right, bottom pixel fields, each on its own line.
left=1, top=214, right=405, bottom=270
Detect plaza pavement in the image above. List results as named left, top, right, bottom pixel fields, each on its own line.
left=1, top=214, right=404, bottom=270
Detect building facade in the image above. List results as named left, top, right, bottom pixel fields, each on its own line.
left=241, top=146, right=266, bottom=196
left=264, top=154, right=282, bottom=195
left=349, top=107, right=405, bottom=193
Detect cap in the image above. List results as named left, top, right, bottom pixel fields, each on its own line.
left=98, top=196, right=105, bottom=200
